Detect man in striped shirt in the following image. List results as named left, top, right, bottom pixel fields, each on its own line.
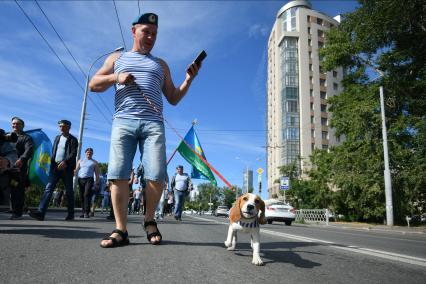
left=89, top=13, right=201, bottom=248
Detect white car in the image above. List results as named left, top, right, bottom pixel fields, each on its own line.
left=214, top=205, right=229, bottom=217
left=264, top=199, right=296, bottom=225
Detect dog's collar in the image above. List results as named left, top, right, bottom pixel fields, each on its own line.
left=238, top=217, right=259, bottom=228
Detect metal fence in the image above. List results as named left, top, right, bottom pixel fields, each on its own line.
left=296, top=209, right=330, bottom=225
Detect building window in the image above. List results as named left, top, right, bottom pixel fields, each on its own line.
left=309, top=64, right=313, bottom=71
left=287, top=100, right=298, bottom=112
left=322, top=144, right=328, bottom=150
left=282, top=7, right=297, bottom=32
left=333, top=83, right=338, bottom=90
left=308, top=27, right=311, bottom=34
left=310, top=89, right=314, bottom=97
left=287, top=114, right=299, bottom=126
left=317, top=18, right=323, bottom=25
left=333, top=70, right=338, bottom=78
left=321, top=117, right=328, bottom=126
left=320, top=104, right=327, bottom=112
left=311, top=129, right=315, bottom=138
left=322, top=131, right=328, bottom=140
left=286, top=128, right=299, bottom=140
left=311, top=143, right=315, bottom=151
left=320, top=78, right=326, bottom=87
left=286, top=87, right=298, bottom=99
left=311, top=116, right=315, bottom=123
left=320, top=91, right=327, bottom=99
left=307, top=15, right=311, bottom=23
left=317, top=29, right=324, bottom=38
left=308, top=39, right=312, bottom=46
left=310, top=102, right=314, bottom=110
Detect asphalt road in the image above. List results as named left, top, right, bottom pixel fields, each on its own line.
left=0, top=211, right=425, bottom=284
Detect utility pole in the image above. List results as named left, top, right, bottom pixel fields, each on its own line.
left=380, top=85, right=394, bottom=226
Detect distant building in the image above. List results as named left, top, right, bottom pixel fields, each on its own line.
left=267, top=0, right=343, bottom=197
left=243, top=169, right=253, bottom=193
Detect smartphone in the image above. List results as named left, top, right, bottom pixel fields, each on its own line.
left=194, top=50, right=207, bottom=67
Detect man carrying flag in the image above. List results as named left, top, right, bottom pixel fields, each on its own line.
left=29, top=120, right=77, bottom=221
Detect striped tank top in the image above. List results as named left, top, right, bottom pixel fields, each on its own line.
left=113, top=51, right=164, bottom=121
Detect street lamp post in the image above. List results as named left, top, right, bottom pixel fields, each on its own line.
left=74, top=46, right=124, bottom=190
left=371, top=68, right=393, bottom=226
left=379, top=84, right=393, bottom=226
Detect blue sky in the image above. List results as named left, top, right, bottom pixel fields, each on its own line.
left=0, top=0, right=358, bottom=199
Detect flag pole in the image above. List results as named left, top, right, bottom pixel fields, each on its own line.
left=166, top=147, right=178, bottom=165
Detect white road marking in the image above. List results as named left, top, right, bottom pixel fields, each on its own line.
left=189, top=215, right=426, bottom=267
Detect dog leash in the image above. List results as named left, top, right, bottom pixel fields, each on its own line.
left=130, top=82, right=233, bottom=189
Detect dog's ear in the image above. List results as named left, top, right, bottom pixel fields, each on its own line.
left=229, top=197, right=242, bottom=223
left=258, top=197, right=267, bottom=225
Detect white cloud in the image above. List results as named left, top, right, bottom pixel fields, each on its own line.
left=248, top=24, right=269, bottom=38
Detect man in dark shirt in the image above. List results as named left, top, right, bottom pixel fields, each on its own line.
left=29, top=120, right=78, bottom=221
left=9, top=117, right=34, bottom=220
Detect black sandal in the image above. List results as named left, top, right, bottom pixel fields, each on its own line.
left=100, top=229, right=130, bottom=248
left=143, top=220, right=162, bottom=245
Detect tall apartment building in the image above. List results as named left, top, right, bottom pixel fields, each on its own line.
left=243, top=169, right=253, bottom=194
left=267, top=0, right=343, bottom=197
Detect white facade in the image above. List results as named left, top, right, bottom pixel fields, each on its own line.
left=267, top=1, right=343, bottom=197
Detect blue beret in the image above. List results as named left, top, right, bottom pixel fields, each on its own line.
left=132, top=13, right=158, bottom=26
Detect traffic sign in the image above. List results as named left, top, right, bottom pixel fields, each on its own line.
left=280, top=176, right=290, bottom=190
left=257, top=167, right=264, bottom=175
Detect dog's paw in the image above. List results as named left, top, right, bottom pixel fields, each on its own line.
left=252, top=255, right=264, bottom=266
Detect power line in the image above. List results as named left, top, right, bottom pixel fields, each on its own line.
left=112, top=0, right=127, bottom=51
left=34, top=0, right=114, bottom=117
left=14, top=0, right=112, bottom=125
left=138, top=0, right=141, bottom=15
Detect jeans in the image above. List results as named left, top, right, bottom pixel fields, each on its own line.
left=108, top=118, right=166, bottom=181
left=101, top=195, right=109, bottom=211
left=173, top=190, right=187, bottom=218
left=155, top=197, right=164, bottom=218
left=133, top=198, right=141, bottom=213
left=39, top=165, right=74, bottom=217
left=10, top=168, right=25, bottom=216
left=78, top=177, right=94, bottom=215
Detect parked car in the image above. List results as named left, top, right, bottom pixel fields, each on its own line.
left=215, top=205, right=229, bottom=217
left=264, top=199, right=296, bottom=225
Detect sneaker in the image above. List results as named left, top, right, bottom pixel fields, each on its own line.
left=9, top=214, right=23, bottom=220
left=29, top=210, right=44, bottom=221
left=65, top=215, right=74, bottom=221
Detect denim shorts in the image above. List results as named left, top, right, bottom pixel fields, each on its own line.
left=108, top=117, right=166, bottom=181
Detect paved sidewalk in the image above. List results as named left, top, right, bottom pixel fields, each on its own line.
left=300, top=220, right=426, bottom=235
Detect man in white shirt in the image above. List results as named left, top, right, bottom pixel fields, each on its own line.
left=170, top=165, right=192, bottom=221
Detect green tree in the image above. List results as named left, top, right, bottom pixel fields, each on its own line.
left=316, top=0, right=426, bottom=223
left=98, top=162, right=108, bottom=175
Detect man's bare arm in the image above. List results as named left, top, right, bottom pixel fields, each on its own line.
left=161, top=59, right=199, bottom=105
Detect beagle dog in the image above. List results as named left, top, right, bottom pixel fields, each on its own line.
left=224, top=193, right=266, bottom=266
